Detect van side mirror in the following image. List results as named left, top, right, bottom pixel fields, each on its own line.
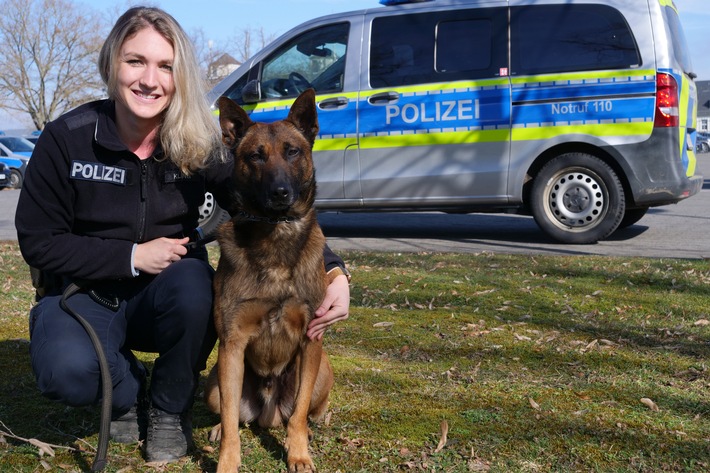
left=242, top=80, right=262, bottom=104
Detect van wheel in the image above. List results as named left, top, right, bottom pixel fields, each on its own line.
left=198, top=192, right=230, bottom=238
left=531, top=153, right=624, bottom=244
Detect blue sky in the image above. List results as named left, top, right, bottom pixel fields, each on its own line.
left=3, top=0, right=709, bottom=129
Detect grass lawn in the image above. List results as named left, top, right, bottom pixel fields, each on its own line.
left=0, top=241, right=708, bottom=472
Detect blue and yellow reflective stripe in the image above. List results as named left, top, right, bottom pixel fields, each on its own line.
left=512, top=122, right=653, bottom=142
left=675, top=71, right=697, bottom=176
left=360, top=129, right=508, bottom=150
left=359, top=77, right=510, bottom=100
left=511, top=70, right=656, bottom=142
left=510, top=69, right=656, bottom=86
left=213, top=92, right=360, bottom=152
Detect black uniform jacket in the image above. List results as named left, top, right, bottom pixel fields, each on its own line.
left=15, top=100, right=344, bottom=282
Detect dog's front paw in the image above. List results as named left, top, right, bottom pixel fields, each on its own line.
left=208, top=423, right=223, bottom=443
left=285, top=435, right=315, bottom=472
left=287, top=455, right=316, bottom=473
left=216, top=442, right=242, bottom=473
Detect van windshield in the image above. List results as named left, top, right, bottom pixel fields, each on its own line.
left=260, top=22, right=349, bottom=99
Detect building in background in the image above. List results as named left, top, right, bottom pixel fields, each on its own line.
left=208, top=53, right=240, bottom=87
left=697, top=80, right=710, bottom=133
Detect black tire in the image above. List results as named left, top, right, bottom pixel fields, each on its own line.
left=198, top=192, right=230, bottom=237
left=618, top=207, right=649, bottom=229
left=9, top=169, right=23, bottom=189
left=530, top=153, right=625, bottom=244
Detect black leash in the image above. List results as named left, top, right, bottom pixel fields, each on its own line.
left=47, top=227, right=224, bottom=470
left=183, top=234, right=216, bottom=251
left=59, top=283, right=112, bottom=471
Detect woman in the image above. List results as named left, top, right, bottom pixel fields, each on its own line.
left=15, top=6, right=350, bottom=463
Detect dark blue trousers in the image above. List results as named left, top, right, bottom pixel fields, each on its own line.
left=28, top=258, right=217, bottom=415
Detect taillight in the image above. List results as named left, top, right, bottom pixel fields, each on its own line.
left=654, top=72, right=679, bottom=128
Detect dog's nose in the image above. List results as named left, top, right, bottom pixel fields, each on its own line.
left=272, top=186, right=290, bottom=201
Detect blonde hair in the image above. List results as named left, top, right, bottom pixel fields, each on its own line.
left=98, top=6, right=221, bottom=173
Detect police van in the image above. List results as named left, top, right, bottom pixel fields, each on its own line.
left=205, top=0, right=701, bottom=244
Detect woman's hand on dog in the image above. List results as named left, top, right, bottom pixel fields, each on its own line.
left=308, top=274, right=350, bottom=341
left=134, top=237, right=189, bottom=274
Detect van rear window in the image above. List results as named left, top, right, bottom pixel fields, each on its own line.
left=511, top=4, right=641, bottom=75
left=663, top=6, right=694, bottom=75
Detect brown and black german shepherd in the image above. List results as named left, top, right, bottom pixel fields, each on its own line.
left=204, top=89, right=334, bottom=473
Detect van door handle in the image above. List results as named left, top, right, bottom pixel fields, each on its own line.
left=318, top=97, right=349, bottom=110
left=368, top=91, right=400, bottom=105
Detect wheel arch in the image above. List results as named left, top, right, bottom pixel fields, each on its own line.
left=521, top=142, right=635, bottom=213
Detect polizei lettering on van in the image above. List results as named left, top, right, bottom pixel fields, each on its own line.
left=385, top=99, right=480, bottom=125
left=70, top=161, right=127, bottom=186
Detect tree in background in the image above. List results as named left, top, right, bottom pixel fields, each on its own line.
left=0, top=0, right=105, bottom=131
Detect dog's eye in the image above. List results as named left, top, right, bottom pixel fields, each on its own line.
left=286, top=147, right=300, bottom=160
left=248, top=152, right=262, bottom=162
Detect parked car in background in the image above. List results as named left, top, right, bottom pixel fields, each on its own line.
left=24, top=130, right=41, bottom=145
left=0, top=162, right=10, bottom=188
left=0, top=144, right=28, bottom=188
left=0, top=136, right=34, bottom=157
left=696, top=132, right=710, bottom=153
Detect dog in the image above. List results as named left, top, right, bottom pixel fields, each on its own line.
left=204, top=89, right=335, bottom=473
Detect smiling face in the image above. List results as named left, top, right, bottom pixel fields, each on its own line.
left=114, top=26, right=175, bottom=129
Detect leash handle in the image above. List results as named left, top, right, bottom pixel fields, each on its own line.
left=60, top=283, right=112, bottom=471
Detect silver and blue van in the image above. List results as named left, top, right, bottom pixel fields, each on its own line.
left=206, top=0, right=701, bottom=244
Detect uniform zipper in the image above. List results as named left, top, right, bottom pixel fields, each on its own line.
left=137, top=161, right=148, bottom=242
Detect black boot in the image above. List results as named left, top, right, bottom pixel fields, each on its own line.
left=110, top=403, right=145, bottom=443
left=145, top=405, right=193, bottom=462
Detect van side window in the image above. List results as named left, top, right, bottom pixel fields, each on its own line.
left=370, top=8, right=506, bottom=88
left=436, top=19, right=492, bottom=74
left=260, top=22, right=349, bottom=99
left=511, top=4, right=640, bottom=75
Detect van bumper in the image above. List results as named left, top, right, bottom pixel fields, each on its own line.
left=615, top=127, right=703, bottom=207
left=632, top=174, right=703, bottom=206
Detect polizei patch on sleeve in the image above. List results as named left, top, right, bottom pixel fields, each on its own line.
left=70, top=161, right=127, bottom=186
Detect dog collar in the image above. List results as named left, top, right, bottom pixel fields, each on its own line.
left=235, top=211, right=297, bottom=225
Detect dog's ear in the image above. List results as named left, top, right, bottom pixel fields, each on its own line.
left=286, top=89, right=319, bottom=146
left=217, top=96, right=254, bottom=149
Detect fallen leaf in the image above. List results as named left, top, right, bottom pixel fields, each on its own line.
left=434, top=420, right=448, bottom=453
left=529, top=397, right=541, bottom=410
left=640, top=398, right=660, bottom=411
left=338, top=437, right=364, bottom=450
left=694, top=319, right=709, bottom=326
left=373, top=322, right=394, bottom=328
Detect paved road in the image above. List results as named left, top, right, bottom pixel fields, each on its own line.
left=2, top=155, right=709, bottom=259
left=318, top=154, right=710, bottom=259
